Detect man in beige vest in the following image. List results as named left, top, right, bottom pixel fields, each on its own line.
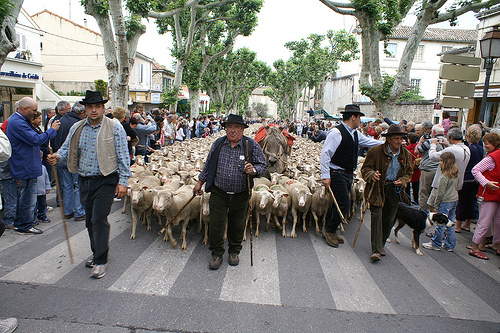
left=48, top=91, right=130, bottom=279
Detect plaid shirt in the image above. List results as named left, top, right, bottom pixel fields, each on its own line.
left=57, top=118, right=130, bottom=187
left=199, top=137, right=266, bottom=193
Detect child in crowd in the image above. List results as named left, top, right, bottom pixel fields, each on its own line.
left=423, top=152, right=459, bottom=252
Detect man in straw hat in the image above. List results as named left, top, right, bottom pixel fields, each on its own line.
left=361, top=124, right=413, bottom=261
left=48, top=90, right=130, bottom=278
left=194, top=114, right=266, bottom=270
left=320, top=104, right=382, bottom=248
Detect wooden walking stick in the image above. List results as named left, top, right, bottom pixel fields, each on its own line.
left=49, top=148, right=74, bottom=264
left=158, top=194, right=196, bottom=235
left=327, top=186, right=348, bottom=226
left=246, top=140, right=254, bottom=267
left=352, top=179, right=377, bottom=248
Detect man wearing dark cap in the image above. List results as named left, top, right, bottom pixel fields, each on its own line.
left=193, top=114, right=267, bottom=270
left=361, top=124, right=413, bottom=261
left=48, top=91, right=130, bottom=279
left=321, top=104, right=382, bottom=247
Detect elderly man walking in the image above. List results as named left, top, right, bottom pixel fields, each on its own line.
left=361, top=125, right=413, bottom=261
left=193, top=114, right=267, bottom=270
left=6, top=97, right=60, bottom=234
left=48, top=91, right=130, bottom=279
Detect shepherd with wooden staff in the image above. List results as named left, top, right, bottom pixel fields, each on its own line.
left=48, top=90, right=131, bottom=279
left=320, top=104, right=382, bottom=248
left=193, top=114, right=266, bottom=270
left=361, top=124, right=413, bottom=261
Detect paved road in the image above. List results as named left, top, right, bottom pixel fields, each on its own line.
left=0, top=193, right=499, bottom=333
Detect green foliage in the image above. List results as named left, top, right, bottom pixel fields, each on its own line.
left=125, top=15, right=146, bottom=40
left=398, top=86, right=425, bottom=102
left=94, top=79, right=108, bottom=96
left=252, top=102, right=269, bottom=118
left=0, top=0, right=14, bottom=24
left=177, top=100, right=190, bottom=114
left=69, top=90, right=86, bottom=96
left=162, top=85, right=180, bottom=106
left=360, top=75, right=395, bottom=101
left=81, top=0, right=109, bottom=15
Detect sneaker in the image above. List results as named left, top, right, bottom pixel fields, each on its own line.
left=37, top=217, right=51, bottom=223
left=46, top=206, right=54, bottom=212
left=0, top=317, right=18, bottom=333
left=74, top=215, right=86, bottom=221
left=4, top=224, right=16, bottom=230
left=228, top=253, right=239, bottom=266
left=85, top=258, right=95, bottom=268
left=90, top=264, right=107, bottom=279
left=209, top=256, right=223, bottom=270
left=17, top=227, right=43, bottom=235
left=444, top=247, right=454, bottom=252
left=422, top=242, right=441, bottom=251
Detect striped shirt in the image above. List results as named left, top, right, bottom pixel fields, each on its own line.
left=57, top=118, right=130, bottom=187
left=199, top=137, right=266, bottom=193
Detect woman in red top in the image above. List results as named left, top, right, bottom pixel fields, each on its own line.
left=405, top=132, right=421, bottom=203
left=469, top=132, right=500, bottom=260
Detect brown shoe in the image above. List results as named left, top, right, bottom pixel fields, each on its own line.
left=370, top=252, right=381, bottom=261
left=228, top=253, right=239, bottom=266
left=380, top=248, right=386, bottom=256
left=75, top=215, right=86, bottom=221
left=209, top=256, right=223, bottom=270
left=334, top=233, right=344, bottom=244
left=64, top=213, right=74, bottom=219
left=324, top=230, right=339, bottom=247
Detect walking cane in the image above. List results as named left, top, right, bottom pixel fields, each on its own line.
left=352, top=179, right=377, bottom=248
left=246, top=141, right=254, bottom=267
left=327, top=186, right=348, bottom=226
left=49, top=148, right=74, bottom=264
left=158, top=194, right=196, bottom=235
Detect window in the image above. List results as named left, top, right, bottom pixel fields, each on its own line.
left=436, top=80, right=442, bottom=99
left=442, top=46, right=453, bottom=53
left=414, top=45, right=424, bottom=61
left=15, top=33, right=27, bottom=51
left=410, top=79, right=421, bottom=91
left=386, top=43, right=397, bottom=59
left=139, top=64, right=143, bottom=83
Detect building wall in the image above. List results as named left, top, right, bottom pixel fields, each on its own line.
left=358, top=101, right=435, bottom=123
left=249, top=87, right=278, bottom=119
left=31, top=11, right=108, bottom=86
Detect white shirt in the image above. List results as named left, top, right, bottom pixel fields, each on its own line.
left=321, top=122, right=382, bottom=179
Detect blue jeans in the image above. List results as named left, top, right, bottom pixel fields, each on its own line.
left=1, top=179, right=18, bottom=227
left=35, top=195, right=47, bottom=220
left=431, top=201, right=457, bottom=250
left=59, top=164, right=85, bottom=217
left=15, top=178, right=37, bottom=232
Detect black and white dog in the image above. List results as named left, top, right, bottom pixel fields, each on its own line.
left=393, top=202, right=453, bottom=255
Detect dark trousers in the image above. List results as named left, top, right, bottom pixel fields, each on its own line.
left=325, top=169, right=352, bottom=233
left=405, top=181, right=419, bottom=204
left=79, top=173, right=118, bottom=265
left=34, top=195, right=47, bottom=220
left=209, top=187, right=249, bottom=258
left=370, top=183, right=399, bottom=254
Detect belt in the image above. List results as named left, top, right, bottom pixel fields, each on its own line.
left=81, top=172, right=118, bottom=180
left=385, top=180, right=396, bottom=185
left=214, top=186, right=245, bottom=195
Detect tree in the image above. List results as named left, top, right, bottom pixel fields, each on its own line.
left=202, top=47, right=271, bottom=115
left=319, top=0, right=499, bottom=118
left=265, top=30, right=358, bottom=119
left=82, top=0, right=146, bottom=108
left=0, top=0, right=23, bottom=67
left=252, top=102, right=269, bottom=117
left=136, top=0, right=244, bottom=112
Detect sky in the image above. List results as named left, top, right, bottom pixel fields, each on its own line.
left=22, top=0, right=480, bottom=70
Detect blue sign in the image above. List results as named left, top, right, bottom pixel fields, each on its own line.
left=0, top=70, right=39, bottom=80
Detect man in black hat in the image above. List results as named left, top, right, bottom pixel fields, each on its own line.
left=321, top=104, right=382, bottom=248
left=48, top=90, right=130, bottom=278
left=193, top=114, right=267, bottom=270
left=361, top=124, right=413, bottom=261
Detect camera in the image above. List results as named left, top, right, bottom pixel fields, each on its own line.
left=423, top=132, right=431, bottom=140
left=477, top=196, right=484, bottom=205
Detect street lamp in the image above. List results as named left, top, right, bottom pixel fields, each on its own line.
left=479, top=25, right=500, bottom=124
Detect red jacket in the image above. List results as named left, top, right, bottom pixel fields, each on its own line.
left=405, top=142, right=421, bottom=183
left=478, top=149, right=500, bottom=202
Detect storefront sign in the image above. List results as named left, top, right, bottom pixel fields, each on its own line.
left=0, top=70, right=39, bottom=80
